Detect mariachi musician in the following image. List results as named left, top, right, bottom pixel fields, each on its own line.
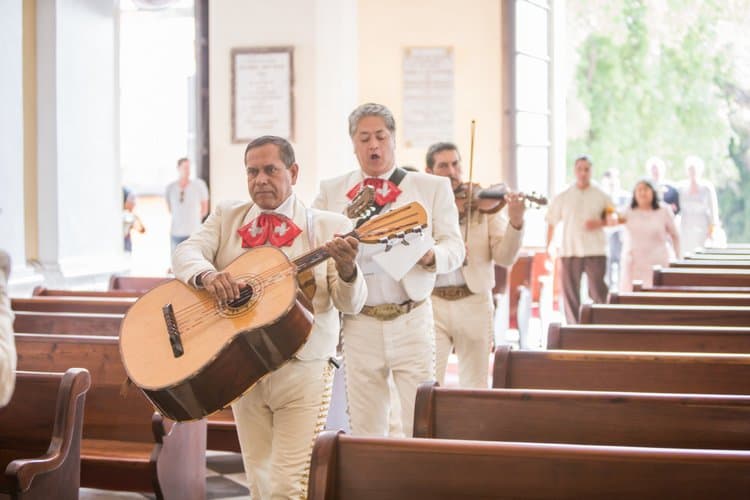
left=172, top=136, right=366, bottom=499
left=424, top=141, right=526, bottom=388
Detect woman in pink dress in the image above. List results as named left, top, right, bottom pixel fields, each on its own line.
left=619, top=179, right=680, bottom=292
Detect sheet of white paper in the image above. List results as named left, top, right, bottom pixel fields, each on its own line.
left=371, top=234, right=435, bottom=282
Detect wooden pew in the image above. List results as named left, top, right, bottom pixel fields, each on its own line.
left=670, top=259, right=750, bottom=269
left=608, top=291, right=750, bottom=307
left=547, top=323, right=750, bottom=353
left=632, top=280, right=750, bottom=293
left=696, top=247, right=750, bottom=256
left=652, top=266, right=750, bottom=287
left=13, top=311, right=123, bottom=336
left=686, top=253, right=750, bottom=261
left=579, top=304, right=750, bottom=327
left=413, top=382, right=750, bottom=450
left=14, top=333, right=206, bottom=499
left=307, top=431, right=750, bottom=499
left=109, top=275, right=170, bottom=293
left=11, top=296, right=136, bottom=315
left=0, top=368, right=90, bottom=500
left=32, top=286, right=141, bottom=298
left=491, top=346, right=750, bottom=394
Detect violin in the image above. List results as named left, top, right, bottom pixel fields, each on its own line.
left=453, top=182, right=547, bottom=221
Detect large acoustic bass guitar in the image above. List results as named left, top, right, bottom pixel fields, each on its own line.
left=119, top=201, right=427, bottom=421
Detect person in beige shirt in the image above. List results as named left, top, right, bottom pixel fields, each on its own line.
left=546, top=156, right=614, bottom=324
left=0, top=250, right=16, bottom=407
left=172, top=136, right=366, bottom=499
left=313, top=103, right=465, bottom=437
left=425, top=142, right=525, bottom=387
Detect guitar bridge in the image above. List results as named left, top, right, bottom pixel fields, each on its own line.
left=162, top=303, right=184, bottom=358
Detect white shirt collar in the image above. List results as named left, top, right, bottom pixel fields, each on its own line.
left=260, top=193, right=296, bottom=219
left=362, top=166, right=396, bottom=181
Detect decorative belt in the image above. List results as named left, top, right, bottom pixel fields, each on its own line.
left=360, top=299, right=425, bottom=321
left=432, top=284, right=473, bottom=301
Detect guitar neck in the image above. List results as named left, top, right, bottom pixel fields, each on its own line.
left=292, top=230, right=357, bottom=273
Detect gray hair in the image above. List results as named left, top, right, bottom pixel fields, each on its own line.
left=684, top=155, right=705, bottom=176
left=244, top=136, right=296, bottom=168
left=348, top=103, right=396, bottom=137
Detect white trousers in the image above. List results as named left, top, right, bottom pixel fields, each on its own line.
left=433, top=292, right=494, bottom=388
left=342, top=302, right=435, bottom=438
left=231, top=358, right=334, bottom=500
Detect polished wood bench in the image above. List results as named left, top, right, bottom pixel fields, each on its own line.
left=307, top=431, right=750, bottom=499
left=686, top=253, right=750, bottom=261
left=547, top=323, right=750, bottom=353
left=632, top=280, right=750, bottom=293
left=608, top=291, right=750, bottom=307
left=413, top=382, right=750, bottom=449
left=0, top=369, right=90, bottom=500
left=32, top=286, right=142, bottom=298
left=13, top=311, right=123, bottom=336
left=14, top=333, right=206, bottom=499
left=670, top=259, right=750, bottom=269
left=109, top=275, right=170, bottom=293
left=695, top=248, right=750, bottom=256
left=579, top=304, right=750, bottom=326
left=491, top=346, right=750, bottom=394
left=652, top=267, right=750, bottom=287
left=11, top=296, right=136, bottom=315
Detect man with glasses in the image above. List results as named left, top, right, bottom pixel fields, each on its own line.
left=166, top=157, right=209, bottom=251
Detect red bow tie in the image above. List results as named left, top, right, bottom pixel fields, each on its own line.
left=237, top=213, right=302, bottom=248
left=346, top=178, right=401, bottom=206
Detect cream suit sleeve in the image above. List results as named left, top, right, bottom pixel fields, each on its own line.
left=430, top=176, right=465, bottom=274
left=488, top=211, right=524, bottom=267
left=172, top=202, right=227, bottom=285
left=0, top=252, right=16, bottom=407
left=321, top=213, right=367, bottom=315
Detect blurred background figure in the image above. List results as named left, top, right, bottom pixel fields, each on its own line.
left=165, top=157, right=209, bottom=252
left=619, top=179, right=680, bottom=291
left=0, top=250, right=16, bottom=407
left=123, top=187, right=146, bottom=253
left=679, top=155, right=720, bottom=255
left=645, top=156, right=680, bottom=215
left=600, top=168, right=630, bottom=289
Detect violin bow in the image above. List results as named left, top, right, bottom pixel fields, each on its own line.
left=464, top=120, right=477, bottom=242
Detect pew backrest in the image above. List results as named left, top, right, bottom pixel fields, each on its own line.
left=547, top=323, right=750, bottom=353
left=33, top=286, right=142, bottom=298
left=670, top=259, right=750, bottom=269
left=307, top=431, right=750, bottom=500
left=632, top=280, right=750, bottom=293
left=492, top=346, right=750, bottom=394
left=579, top=303, right=750, bottom=326
left=13, top=311, right=122, bottom=335
left=413, top=382, right=750, bottom=450
left=608, top=291, right=750, bottom=307
left=11, top=296, right=136, bottom=315
left=652, top=267, right=750, bottom=287
left=108, top=275, right=170, bottom=293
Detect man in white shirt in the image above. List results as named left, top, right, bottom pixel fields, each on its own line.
left=425, top=142, right=525, bottom=387
left=313, top=103, right=464, bottom=437
left=0, top=250, right=16, bottom=407
left=166, top=157, right=209, bottom=251
left=172, top=136, right=366, bottom=499
left=546, top=156, right=614, bottom=324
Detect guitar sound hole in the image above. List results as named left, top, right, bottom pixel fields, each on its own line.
left=227, top=286, right=254, bottom=308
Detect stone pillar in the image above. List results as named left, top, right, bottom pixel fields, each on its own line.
left=35, top=0, right=125, bottom=285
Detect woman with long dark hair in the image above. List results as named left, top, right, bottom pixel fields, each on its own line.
left=619, top=179, right=680, bottom=291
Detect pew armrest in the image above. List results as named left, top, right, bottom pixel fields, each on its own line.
left=308, top=430, right=342, bottom=500
left=6, top=368, right=90, bottom=494
left=151, top=412, right=207, bottom=500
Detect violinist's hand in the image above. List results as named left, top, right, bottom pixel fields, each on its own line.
left=506, top=192, right=525, bottom=230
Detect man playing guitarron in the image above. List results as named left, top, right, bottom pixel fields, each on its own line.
left=425, top=142, right=525, bottom=388
left=172, top=136, right=366, bottom=499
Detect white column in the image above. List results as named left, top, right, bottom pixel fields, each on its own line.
left=0, top=1, right=25, bottom=268
left=36, top=0, right=125, bottom=283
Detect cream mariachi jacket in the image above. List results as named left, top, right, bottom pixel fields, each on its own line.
left=313, top=169, right=465, bottom=301
left=172, top=197, right=367, bottom=360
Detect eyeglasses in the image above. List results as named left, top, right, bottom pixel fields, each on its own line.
left=179, top=190, right=184, bottom=203
left=246, top=165, right=284, bottom=178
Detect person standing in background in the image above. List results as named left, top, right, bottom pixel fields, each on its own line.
left=545, top=156, right=614, bottom=324
left=166, top=157, right=209, bottom=252
left=645, top=156, right=680, bottom=215
left=679, top=155, right=720, bottom=255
